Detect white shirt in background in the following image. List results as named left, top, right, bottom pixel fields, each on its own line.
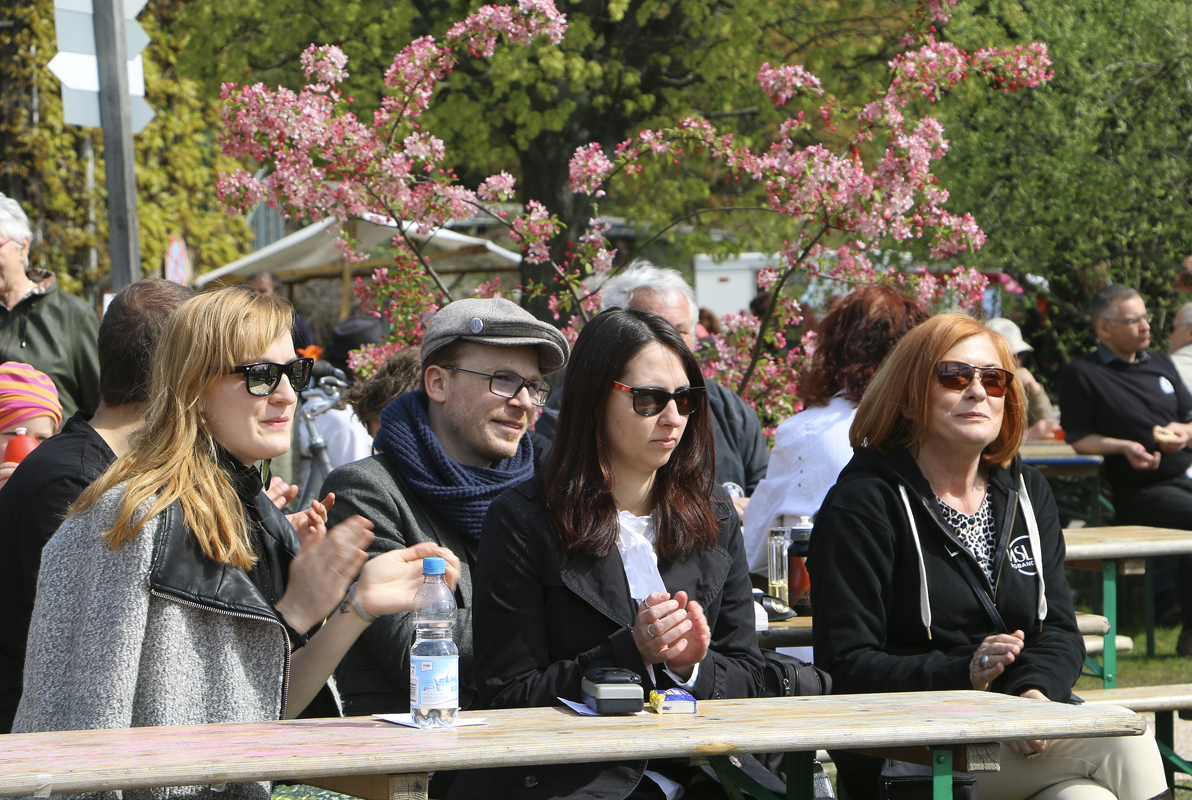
left=743, top=394, right=857, bottom=576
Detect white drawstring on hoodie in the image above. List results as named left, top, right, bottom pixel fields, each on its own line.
left=898, top=477, right=1047, bottom=639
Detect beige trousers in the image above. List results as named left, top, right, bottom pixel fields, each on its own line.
left=976, top=713, right=1167, bottom=800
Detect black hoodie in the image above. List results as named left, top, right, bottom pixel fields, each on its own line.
left=808, top=447, right=1083, bottom=702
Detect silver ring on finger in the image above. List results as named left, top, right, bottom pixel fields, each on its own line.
left=646, top=624, right=656, bottom=639
left=1025, top=751, right=1041, bottom=759
left=979, top=655, right=990, bottom=669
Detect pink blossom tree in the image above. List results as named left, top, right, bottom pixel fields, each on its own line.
left=216, top=0, right=1052, bottom=432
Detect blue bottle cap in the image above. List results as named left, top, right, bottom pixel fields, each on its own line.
left=423, top=556, right=446, bottom=575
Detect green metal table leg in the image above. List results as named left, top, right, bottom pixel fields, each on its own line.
left=1102, top=560, right=1117, bottom=689
left=1156, top=710, right=1176, bottom=789
left=786, top=751, right=814, bottom=800
left=1146, top=557, right=1155, bottom=657
left=932, top=748, right=952, bottom=800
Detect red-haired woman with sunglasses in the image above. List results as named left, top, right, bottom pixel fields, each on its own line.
left=14, top=288, right=458, bottom=800
left=809, top=313, right=1166, bottom=798
left=452, top=307, right=780, bottom=800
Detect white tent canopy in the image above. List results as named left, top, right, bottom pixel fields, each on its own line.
left=194, top=215, right=521, bottom=289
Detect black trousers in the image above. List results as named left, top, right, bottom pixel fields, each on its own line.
left=1114, top=475, right=1192, bottom=629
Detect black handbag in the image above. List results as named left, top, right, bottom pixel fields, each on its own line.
left=760, top=650, right=831, bottom=697
left=880, top=761, right=977, bottom=799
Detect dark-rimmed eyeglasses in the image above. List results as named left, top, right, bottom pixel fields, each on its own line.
left=936, top=361, right=1013, bottom=398
left=613, top=381, right=706, bottom=416
left=446, top=366, right=551, bottom=406
left=231, top=358, right=314, bottom=396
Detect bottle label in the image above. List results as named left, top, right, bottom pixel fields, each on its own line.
left=410, top=656, right=459, bottom=708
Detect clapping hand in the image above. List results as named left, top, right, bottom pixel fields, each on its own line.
left=287, top=493, right=335, bottom=542
left=632, top=591, right=711, bottom=683
left=275, top=514, right=373, bottom=633
left=265, top=476, right=299, bottom=509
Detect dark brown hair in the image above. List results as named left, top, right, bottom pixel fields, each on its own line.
left=347, top=347, right=422, bottom=430
left=698, top=307, right=720, bottom=335
left=801, top=285, right=929, bottom=407
left=99, top=279, right=195, bottom=406
left=543, top=307, right=717, bottom=561
left=851, top=313, right=1027, bottom=468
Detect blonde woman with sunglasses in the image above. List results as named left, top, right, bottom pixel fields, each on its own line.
left=808, top=313, right=1166, bottom=799
left=14, top=288, right=458, bottom=800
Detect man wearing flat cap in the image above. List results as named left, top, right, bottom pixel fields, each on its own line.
left=322, top=298, right=569, bottom=720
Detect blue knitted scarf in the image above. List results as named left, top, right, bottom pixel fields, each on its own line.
left=374, top=391, right=534, bottom=540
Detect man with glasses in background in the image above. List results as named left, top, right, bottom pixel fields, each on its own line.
left=1060, top=283, right=1192, bottom=655
left=0, top=194, right=99, bottom=422
left=321, top=298, right=569, bottom=725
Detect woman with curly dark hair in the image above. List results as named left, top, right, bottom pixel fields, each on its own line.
left=744, top=285, right=928, bottom=574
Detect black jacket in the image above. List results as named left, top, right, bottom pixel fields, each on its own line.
left=0, top=271, right=100, bottom=421
left=449, top=479, right=776, bottom=800
left=808, top=447, right=1083, bottom=703
left=0, top=412, right=115, bottom=732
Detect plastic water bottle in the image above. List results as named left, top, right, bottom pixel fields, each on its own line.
left=4, top=428, right=37, bottom=464
left=409, top=556, right=459, bottom=727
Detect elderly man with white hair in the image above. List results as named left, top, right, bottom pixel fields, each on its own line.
left=1170, top=302, right=1192, bottom=391
left=537, top=261, right=769, bottom=518
left=0, top=193, right=100, bottom=421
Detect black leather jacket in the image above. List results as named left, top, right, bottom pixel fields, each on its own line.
left=147, top=458, right=304, bottom=712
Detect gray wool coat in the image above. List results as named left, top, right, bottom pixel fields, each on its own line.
left=322, top=454, right=477, bottom=715
left=14, top=489, right=287, bottom=800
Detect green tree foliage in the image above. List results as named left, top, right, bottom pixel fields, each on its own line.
left=934, top=0, right=1192, bottom=365
left=0, top=0, right=251, bottom=297
left=176, top=0, right=916, bottom=312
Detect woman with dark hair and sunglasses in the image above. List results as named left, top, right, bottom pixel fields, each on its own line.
left=450, top=307, right=780, bottom=800
left=809, top=313, right=1166, bottom=798
left=14, top=288, right=458, bottom=800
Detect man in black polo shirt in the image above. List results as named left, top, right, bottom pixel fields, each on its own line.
left=1059, top=283, right=1192, bottom=654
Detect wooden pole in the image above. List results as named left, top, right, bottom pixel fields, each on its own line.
left=93, top=0, right=140, bottom=290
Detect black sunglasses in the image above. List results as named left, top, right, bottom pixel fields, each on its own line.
left=613, top=381, right=705, bottom=416
left=936, top=361, right=1013, bottom=398
left=231, top=358, right=314, bottom=396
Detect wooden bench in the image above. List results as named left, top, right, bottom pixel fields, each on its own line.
left=1082, top=684, right=1192, bottom=788
left=758, top=613, right=1112, bottom=651
left=1064, top=525, right=1192, bottom=685
left=1082, top=634, right=1133, bottom=656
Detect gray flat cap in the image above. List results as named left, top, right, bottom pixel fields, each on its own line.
left=422, top=298, right=570, bottom=372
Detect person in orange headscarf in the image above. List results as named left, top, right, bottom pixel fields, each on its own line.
left=0, top=361, right=62, bottom=489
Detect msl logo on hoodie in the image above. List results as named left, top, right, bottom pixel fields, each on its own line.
left=1007, top=536, right=1038, bottom=577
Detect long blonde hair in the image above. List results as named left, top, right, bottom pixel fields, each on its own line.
left=73, top=287, right=294, bottom=568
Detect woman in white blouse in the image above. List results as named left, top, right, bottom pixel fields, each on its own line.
left=455, top=307, right=777, bottom=800
left=745, top=285, right=929, bottom=575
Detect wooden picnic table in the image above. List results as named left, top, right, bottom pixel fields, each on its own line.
left=1019, top=441, right=1103, bottom=477
left=1064, top=525, right=1192, bottom=687
left=0, top=693, right=1145, bottom=800
left=1020, top=441, right=1104, bottom=525
left=757, top=613, right=1109, bottom=650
